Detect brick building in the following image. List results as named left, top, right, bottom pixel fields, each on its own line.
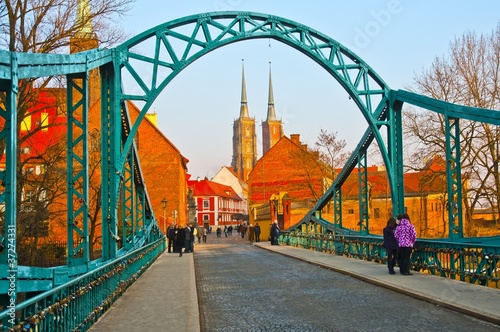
left=127, top=104, right=189, bottom=233
left=247, top=134, right=324, bottom=230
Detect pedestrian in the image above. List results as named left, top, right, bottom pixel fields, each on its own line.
left=248, top=224, right=254, bottom=243
left=240, top=223, right=247, bottom=239
left=189, top=223, right=195, bottom=252
left=196, top=226, right=203, bottom=243
left=383, top=217, right=398, bottom=275
left=224, top=225, right=228, bottom=237
left=394, top=213, right=417, bottom=275
left=216, top=227, right=222, bottom=237
left=228, top=225, right=233, bottom=235
left=202, top=227, right=208, bottom=243
left=167, top=222, right=176, bottom=253
left=174, top=224, right=185, bottom=257
left=184, top=223, right=192, bottom=254
left=254, top=223, right=261, bottom=242
left=270, top=220, right=280, bottom=245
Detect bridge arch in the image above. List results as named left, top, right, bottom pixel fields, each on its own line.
left=115, top=11, right=400, bottom=231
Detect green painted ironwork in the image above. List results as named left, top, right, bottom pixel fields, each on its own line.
left=66, top=73, right=90, bottom=266
left=280, top=232, right=500, bottom=288
left=445, top=116, right=464, bottom=238
left=1, top=10, right=500, bottom=330
left=0, top=238, right=165, bottom=331
left=358, top=152, right=369, bottom=234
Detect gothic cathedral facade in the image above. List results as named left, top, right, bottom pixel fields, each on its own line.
left=232, top=61, right=258, bottom=181
left=232, top=61, right=283, bottom=181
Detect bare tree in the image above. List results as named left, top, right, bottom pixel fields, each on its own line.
left=0, top=0, right=134, bottom=260
left=287, top=130, right=350, bottom=210
left=405, top=24, right=500, bottom=235
left=315, top=129, right=350, bottom=180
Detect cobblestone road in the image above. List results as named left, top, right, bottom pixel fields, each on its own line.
left=194, top=234, right=499, bottom=332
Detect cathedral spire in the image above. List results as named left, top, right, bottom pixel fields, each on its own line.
left=266, top=62, right=277, bottom=121
left=76, top=0, right=93, bottom=37
left=239, top=59, right=250, bottom=118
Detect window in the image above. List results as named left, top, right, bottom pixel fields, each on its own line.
left=348, top=209, right=354, bottom=214
left=25, top=190, right=35, bottom=203
left=203, top=214, right=209, bottom=221
left=203, top=199, right=209, bottom=210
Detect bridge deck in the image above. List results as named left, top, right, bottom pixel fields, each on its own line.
left=90, top=234, right=500, bottom=331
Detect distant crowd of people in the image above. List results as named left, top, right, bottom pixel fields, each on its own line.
left=166, top=220, right=279, bottom=258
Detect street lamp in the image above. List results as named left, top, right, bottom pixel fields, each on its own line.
left=161, top=198, right=167, bottom=234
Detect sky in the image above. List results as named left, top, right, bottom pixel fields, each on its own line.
left=117, top=0, right=500, bottom=179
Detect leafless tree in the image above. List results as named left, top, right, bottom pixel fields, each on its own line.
left=315, top=129, right=350, bottom=180
left=405, top=24, right=500, bottom=235
left=0, top=0, right=134, bottom=258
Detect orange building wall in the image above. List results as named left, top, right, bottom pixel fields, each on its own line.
left=127, top=104, right=188, bottom=232
left=248, top=135, right=323, bottom=229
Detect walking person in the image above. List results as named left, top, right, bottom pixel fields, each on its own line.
left=254, top=223, right=261, bottom=242
left=202, top=227, right=208, bottom=243
left=270, top=220, right=280, bottom=245
left=240, top=223, right=247, bottom=239
left=184, top=223, right=192, bottom=254
left=383, top=217, right=398, bottom=275
left=394, top=213, right=417, bottom=275
left=196, top=226, right=203, bottom=244
left=189, top=223, right=195, bottom=252
left=174, top=224, right=185, bottom=257
left=167, top=222, right=176, bottom=253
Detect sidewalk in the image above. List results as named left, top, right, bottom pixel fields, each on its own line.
left=254, top=241, right=500, bottom=326
left=89, top=244, right=200, bottom=332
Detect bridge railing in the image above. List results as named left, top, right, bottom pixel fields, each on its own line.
left=0, top=238, right=165, bottom=332
left=280, top=232, right=500, bottom=289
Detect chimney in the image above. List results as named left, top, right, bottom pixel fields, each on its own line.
left=290, top=134, right=300, bottom=145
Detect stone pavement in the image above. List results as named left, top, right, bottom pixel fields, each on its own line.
left=255, top=241, right=500, bottom=327
left=89, top=235, right=500, bottom=331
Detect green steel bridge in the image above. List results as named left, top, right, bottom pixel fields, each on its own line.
left=0, top=12, right=499, bottom=331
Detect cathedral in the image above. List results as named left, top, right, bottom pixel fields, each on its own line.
left=231, top=61, right=284, bottom=181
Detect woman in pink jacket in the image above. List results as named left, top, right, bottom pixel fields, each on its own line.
left=394, top=213, right=417, bottom=275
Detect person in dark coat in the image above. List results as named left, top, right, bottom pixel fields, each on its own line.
left=254, top=223, right=261, bottom=242
left=270, top=220, right=280, bottom=245
left=383, top=217, right=399, bottom=275
left=174, top=224, right=185, bottom=257
left=184, top=223, right=192, bottom=253
left=167, top=222, right=176, bottom=253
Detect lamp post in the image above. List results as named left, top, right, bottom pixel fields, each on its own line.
left=161, top=198, right=167, bottom=234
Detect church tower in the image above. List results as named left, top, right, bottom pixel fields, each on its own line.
left=70, top=0, right=99, bottom=53
left=70, top=0, right=100, bottom=107
left=262, top=62, right=283, bottom=155
left=231, top=60, right=257, bottom=181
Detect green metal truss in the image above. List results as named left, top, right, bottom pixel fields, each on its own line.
left=1, top=9, right=500, bottom=303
